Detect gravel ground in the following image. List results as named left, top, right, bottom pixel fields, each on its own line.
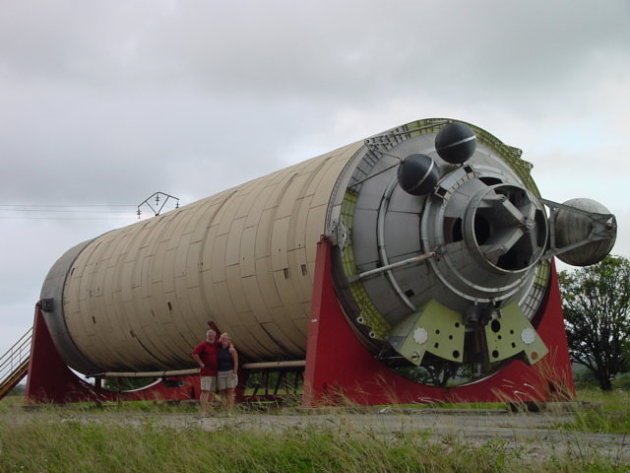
left=185, top=409, right=629, bottom=463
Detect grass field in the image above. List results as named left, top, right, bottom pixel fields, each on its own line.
left=0, top=389, right=628, bottom=473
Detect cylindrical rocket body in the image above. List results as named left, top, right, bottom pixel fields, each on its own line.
left=41, top=118, right=573, bottom=381
left=42, top=141, right=361, bottom=374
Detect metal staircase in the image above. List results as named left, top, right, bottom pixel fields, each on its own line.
left=0, top=327, right=32, bottom=399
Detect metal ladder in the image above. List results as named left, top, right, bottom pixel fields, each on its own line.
left=0, top=327, right=32, bottom=399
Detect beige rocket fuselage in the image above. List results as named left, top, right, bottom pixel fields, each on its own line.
left=42, top=142, right=361, bottom=374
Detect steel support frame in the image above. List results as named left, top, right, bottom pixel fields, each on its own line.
left=303, top=236, right=575, bottom=406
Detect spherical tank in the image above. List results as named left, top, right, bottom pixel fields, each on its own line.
left=40, top=117, right=615, bottom=385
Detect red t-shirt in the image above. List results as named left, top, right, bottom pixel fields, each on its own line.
left=192, top=341, right=218, bottom=376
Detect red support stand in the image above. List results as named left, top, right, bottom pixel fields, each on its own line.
left=25, top=306, right=200, bottom=404
left=303, top=236, right=575, bottom=406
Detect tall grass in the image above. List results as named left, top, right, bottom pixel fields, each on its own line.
left=2, top=417, right=626, bottom=473
left=0, top=389, right=628, bottom=473
left=564, top=388, right=630, bottom=434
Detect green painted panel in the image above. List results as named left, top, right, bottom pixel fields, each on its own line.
left=484, top=302, right=548, bottom=365
left=387, top=299, right=465, bottom=365
left=339, top=189, right=391, bottom=339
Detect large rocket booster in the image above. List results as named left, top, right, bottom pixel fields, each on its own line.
left=40, top=118, right=617, bottom=386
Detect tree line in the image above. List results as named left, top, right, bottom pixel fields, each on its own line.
left=559, top=255, right=630, bottom=391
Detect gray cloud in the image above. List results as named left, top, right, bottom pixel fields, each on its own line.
left=1, top=0, right=629, bottom=350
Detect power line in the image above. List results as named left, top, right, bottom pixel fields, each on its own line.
left=0, top=204, right=133, bottom=208
left=0, top=216, right=138, bottom=221
left=0, top=206, right=136, bottom=218
left=0, top=203, right=139, bottom=221
left=0, top=209, right=131, bottom=213
left=0, top=198, right=180, bottom=221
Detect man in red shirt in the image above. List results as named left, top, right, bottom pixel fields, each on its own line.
left=192, top=329, right=219, bottom=414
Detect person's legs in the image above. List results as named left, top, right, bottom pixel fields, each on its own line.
left=225, top=387, right=235, bottom=409
left=217, top=371, right=231, bottom=410
left=199, top=390, right=211, bottom=413
left=199, top=377, right=216, bottom=413
left=217, top=388, right=234, bottom=410
left=217, top=372, right=237, bottom=410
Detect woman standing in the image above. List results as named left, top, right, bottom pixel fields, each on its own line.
left=217, top=333, right=239, bottom=410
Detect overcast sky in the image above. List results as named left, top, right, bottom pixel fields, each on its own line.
left=1, top=0, right=629, bottom=353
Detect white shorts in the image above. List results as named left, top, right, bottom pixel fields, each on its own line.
left=200, top=376, right=217, bottom=392
left=217, top=370, right=238, bottom=391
